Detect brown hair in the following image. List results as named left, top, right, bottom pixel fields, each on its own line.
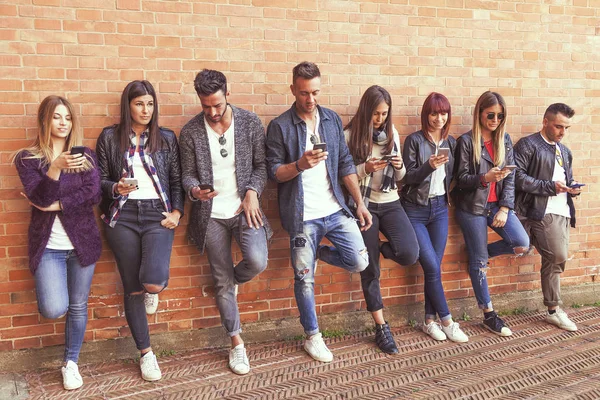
left=292, top=61, right=321, bottom=84
left=345, top=85, right=394, bottom=164
left=116, top=80, right=162, bottom=153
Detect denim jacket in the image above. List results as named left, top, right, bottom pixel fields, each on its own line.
left=266, top=104, right=357, bottom=235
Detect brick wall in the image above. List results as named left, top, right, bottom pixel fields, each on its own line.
left=0, top=0, right=598, bottom=351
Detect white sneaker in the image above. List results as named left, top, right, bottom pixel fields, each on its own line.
left=140, top=351, right=162, bottom=381
left=304, top=332, right=333, bottom=362
left=61, top=360, right=83, bottom=390
left=546, top=308, right=577, bottom=332
left=229, top=344, right=250, bottom=375
left=441, top=321, right=469, bottom=343
left=422, top=321, right=447, bottom=341
left=144, top=293, right=159, bottom=315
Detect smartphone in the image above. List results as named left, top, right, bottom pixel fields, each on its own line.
left=569, top=183, right=586, bottom=189
left=123, top=178, right=138, bottom=186
left=70, top=146, right=86, bottom=157
left=436, top=147, right=450, bottom=157
left=380, top=154, right=395, bottom=162
left=503, top=165, right=517, bottom=171
left=313, top=143, right=327, bottom=152
left=198, top=184, right=215, bottom=192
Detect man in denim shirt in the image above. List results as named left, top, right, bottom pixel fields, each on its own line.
left=266, top=62, right=372, bottom=363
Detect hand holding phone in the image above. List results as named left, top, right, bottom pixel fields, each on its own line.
left=380, top=155, right=395, bottom=162
left=198, top=184, right=215, bottom=192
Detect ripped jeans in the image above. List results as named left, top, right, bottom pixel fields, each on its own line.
left=291, top=209, right=369, bottom=335
left=456, top=204, right=529, bottom=310
left=106, top=200, right=174, bottom=350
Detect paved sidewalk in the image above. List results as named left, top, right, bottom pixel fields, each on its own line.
left=19, top=307, right=600, bottom=399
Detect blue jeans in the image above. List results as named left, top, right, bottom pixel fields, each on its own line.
left=105, top=199, right=174, bottom=350
left=35, top=248, right=95, bottom=363
left=403, top=197, right=452, bottom=322
left=291, top=209, right=369, bottom=335
left=205, top=214, right=268, bottom=337
left=361, top=200, right=419, bottom=312
left=455, top=204, right=530, bottom=309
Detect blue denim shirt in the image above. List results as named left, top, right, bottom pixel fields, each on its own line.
left=266, top=104, right=357, bottom=235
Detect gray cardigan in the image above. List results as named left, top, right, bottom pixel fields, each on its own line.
left=179, top=105, right=271, bottom=252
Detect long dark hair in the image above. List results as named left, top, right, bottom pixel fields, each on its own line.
left=116, top=80, right=161, bottom=153
left=344, top=85, right=394, bottom=164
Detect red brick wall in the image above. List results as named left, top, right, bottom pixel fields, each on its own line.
left=0, top=1, right=598, bottom=351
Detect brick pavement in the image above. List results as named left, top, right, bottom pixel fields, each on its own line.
left=22, top=307, right=600, bottom=399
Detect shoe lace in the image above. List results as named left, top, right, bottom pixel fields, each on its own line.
left=487, top=313, right=505, bottom=330
left=448, top=322, right=460, bottom=335
left=144, top=294, right=156, bottom=307
left=231, top=347, right=245, bottom=364
left=426, top=322, right=441, bottom=335
left=377, top=325, right=394, bottom=344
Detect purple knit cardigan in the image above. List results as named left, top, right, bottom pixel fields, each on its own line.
left=14, top=148, right=102, bottom=275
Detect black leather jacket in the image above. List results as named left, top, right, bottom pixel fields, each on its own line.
left=452, top=131, right=515, bottom=215
left=96, top=125, right=184, bottom=218
left=400, top=130, right=456, bottom=206
left=513, top=132, right=577, bottom=227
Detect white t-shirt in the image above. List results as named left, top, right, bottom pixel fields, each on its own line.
left=46, top=217, right=74, bottom=250
left=206, top=116, right=241, bottom=219
left=541, top=134, right=570, bottom=218
left=302, top=113, right=341, bottom=221
left=128, top=149, right=160, bottom=200
left=428, top=140, right=446, bottom=198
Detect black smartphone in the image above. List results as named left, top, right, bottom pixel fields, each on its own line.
left=380, top=154, right=395, bottom=162
left=198, top=184, right=215, bottom=192
left=70, top=146, right=86, bottom=157
left=503, top=165, right=517, bottom=171
left=313, top=143, right=327, bottom=152
left=569, top=183, right=585, bottom=189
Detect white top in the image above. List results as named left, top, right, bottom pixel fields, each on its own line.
left=128, top=149, right=160, bottom=200
left=541, top=134, right=570, bottom=218
left=302, top=112, right=342, bottom=221
left=46, top=217, right=74, bottom=250
left=344, top=125, right=406, bottom=204
left=206, top=116, right=241, bottom=219
left=428, top=140, right=447, bottom=197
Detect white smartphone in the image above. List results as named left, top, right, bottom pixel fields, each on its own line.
left=436, top=147, right=450, bottom=157
left=123, top=178, right=138, bottom=186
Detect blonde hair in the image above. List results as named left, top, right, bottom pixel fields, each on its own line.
left=471, top=91, right=506, bottom=167
left=14, top=95, right=93, bottom=172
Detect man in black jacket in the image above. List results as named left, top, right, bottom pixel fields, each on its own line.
left=514, top=103, right=583, bottom=332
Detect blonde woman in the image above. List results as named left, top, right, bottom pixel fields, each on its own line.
left=14, top=95, right=102, bottom=390
left=453, top=91, right=529, bottom=337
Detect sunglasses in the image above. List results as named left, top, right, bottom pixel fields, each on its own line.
left=486, top=112, right=505, bottom=121
left=218, top=135, right=228, bottom=158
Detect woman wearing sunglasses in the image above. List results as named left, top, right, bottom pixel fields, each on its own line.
left=96, top=80, right=184, bottom=381
left=453, top=91, right=529, bottom=337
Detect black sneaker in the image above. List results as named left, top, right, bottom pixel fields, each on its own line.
left=483, top=311, right=513, bottom=337
left=375, top=322, right=398, bottom=354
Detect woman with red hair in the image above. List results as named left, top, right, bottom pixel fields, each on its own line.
left=401, top=92, right=468, bottom=343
